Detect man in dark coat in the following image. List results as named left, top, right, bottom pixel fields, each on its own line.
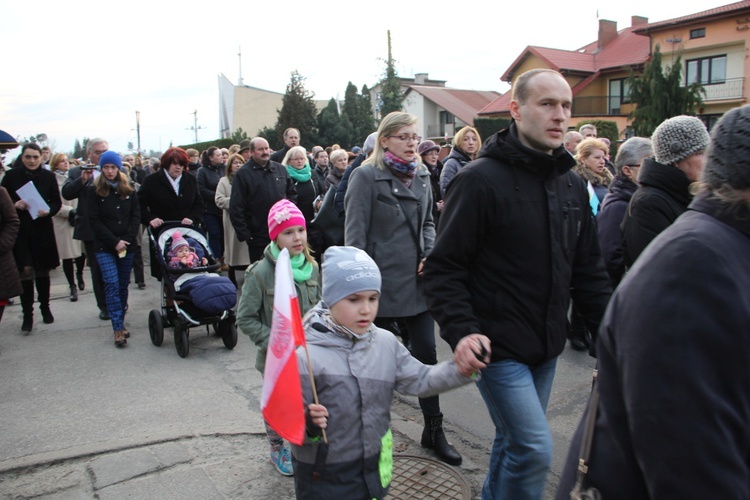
left=423, top=69, right=611, bottom=499
left=269, top=127, right=299, bottom=164
left=229, top=137, right=296, bottom=262
left=621, top=115, right=710, bottom=268
left=556, top=103, right=750, bottom=500
left=62, top=138, right=110, bottom=320
left=596, top=136, right=652, bottom=286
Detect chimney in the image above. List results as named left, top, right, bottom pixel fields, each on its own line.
left=631, top=16, right=648, bottom=27
left=598, top=19, right=618, bottom=49
left=414, top=73, right=428, bottom=85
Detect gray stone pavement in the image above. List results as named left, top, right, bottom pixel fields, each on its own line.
left=0, top=250, right=592, bottom=499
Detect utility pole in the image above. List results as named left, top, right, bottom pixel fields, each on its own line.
left=189, top=110, right=206, bottom=143
left=135, top=111, right=141, bottom=153
left=238, top=45, right=244, bottom=86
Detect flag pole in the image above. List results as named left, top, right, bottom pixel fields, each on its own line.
left=303, top=345, right=327, bottom=444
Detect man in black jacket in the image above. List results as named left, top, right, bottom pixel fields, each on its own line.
left=423, top=69, right=611, bottom=499
left=62, top=138, right=110, bottom=320
left=269, top=127, right=299, bottom=164
left=229, top=138, right=296, bottom=262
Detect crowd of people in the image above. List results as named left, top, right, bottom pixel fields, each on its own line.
left=1, top=67, right=749, bottom=499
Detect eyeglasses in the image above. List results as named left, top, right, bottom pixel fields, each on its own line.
left=387, top=134, right=421, bottom=143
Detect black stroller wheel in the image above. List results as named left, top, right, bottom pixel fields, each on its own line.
left=174, top=322, right=190, bottom=358
left=149, top=309, right=164, bottom=347
left=221, top=321, right=238, bottom=349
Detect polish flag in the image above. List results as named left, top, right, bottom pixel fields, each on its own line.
left=261, top=248, right=307, bottom=446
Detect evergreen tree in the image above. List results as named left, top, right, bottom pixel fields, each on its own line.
left=377, top=31, right=403, bottom=119
left=359, top=84, right=376, bottom=137
left=72, top=139, right=85, bottom=160
left=274, top=70, right=320, bottom=148
left=231, top=127, right=249, bottom=143
left=342, top=82, right=376, bottom=147
left=318, top=98, right=352, bottom=148
left=627, top=45, right=705, bottom=137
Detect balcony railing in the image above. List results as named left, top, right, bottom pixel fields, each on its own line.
left=696, top=77, right=744, bottom=101
left=573, top=78, right=745, bottom=116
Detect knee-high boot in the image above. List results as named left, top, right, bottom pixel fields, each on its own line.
left=421, top=414, right=462, bottom=466
left=35, top=276, right=54, bottom=324
left=20, top=280, right=34, bottom=332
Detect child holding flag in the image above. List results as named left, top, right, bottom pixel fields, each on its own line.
left=292, top=246, right=490, bottom=499
left=236, top=199, right=321, bottom=476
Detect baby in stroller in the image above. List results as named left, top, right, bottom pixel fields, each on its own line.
left=168, top=231, right=208, bottom=269
left=160, top=228, right=236, bottom=315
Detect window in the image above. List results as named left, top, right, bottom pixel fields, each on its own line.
left=608, top=78, right=631, bottom=114
left=690, top=28, right=706, bottom=39
left=439, top=111, right=455, bottom=137
left=687, top=55, right=726, bottom=85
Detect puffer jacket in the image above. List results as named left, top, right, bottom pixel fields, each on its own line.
left=196, top=163, right=225, bottom=216
left=236, top=244, right=320, bottom=373
left=292, top=305, right=474, bottom=499
left=424, top=123, right=611, bottom=363
left=438, top=146, right=472, bottom=196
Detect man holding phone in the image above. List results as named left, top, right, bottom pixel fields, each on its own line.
left=62, top=138, right=110, bottom=320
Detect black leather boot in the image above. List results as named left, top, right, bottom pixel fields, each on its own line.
left=421, top=414, right=462, bottom=466
left=36, top=277, right=54, bottom=324
left=69, top=285, right=78, bottom=302
left=20, top=280, right=34, bottom=333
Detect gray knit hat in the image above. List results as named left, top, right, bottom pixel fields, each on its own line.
left=322, top=246, right=381, bottom=307
left=651, top=115, right=710, bottom=166
left=702, top=104, right=750, bottom=190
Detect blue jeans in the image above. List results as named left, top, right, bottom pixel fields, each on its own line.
left=96, top=251, right=135, bottom=331
left=476, top=357, right=557, bottom=500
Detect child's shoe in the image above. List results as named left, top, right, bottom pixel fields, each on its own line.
left=270, top=445, right=294, bottom=476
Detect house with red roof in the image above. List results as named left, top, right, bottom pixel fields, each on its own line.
left=480, top=1, right=750, bottom=137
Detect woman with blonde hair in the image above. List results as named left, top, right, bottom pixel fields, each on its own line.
left=439, top=126, right=481, bottom=196
left=215, top=153, right=250, bottom=286
left=50, top=153, right=85, bottom=302
left=575, top=137, right=614, bottom=211
left=88, top=152, right=140, bottom=347
left=345, top=111, right=461, bottom=465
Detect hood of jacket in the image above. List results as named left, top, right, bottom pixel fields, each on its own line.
left=445, top=146, right=471, bottom=165
left=477, top=122, right=576, bottom=179
left=637, top=157, right=693, bottom=206
left=600, top=175, right=638, bottom=211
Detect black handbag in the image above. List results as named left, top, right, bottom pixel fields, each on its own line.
left=310, top=187, right=344, bottom=246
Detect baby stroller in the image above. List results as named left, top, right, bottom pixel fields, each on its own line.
left=147, top=222, right=238, bottom=358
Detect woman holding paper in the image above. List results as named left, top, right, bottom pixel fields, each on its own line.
left=1, top=143, right=62, bottom=333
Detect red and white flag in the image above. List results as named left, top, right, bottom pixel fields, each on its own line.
left=261, top=248, right=307, bottom=446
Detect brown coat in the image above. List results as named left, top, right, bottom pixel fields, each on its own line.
left=0, top=186, right=22, bottom=299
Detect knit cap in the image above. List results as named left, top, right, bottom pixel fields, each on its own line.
left=702, top=104, right=750, bottom=190
left=651, top=115, right=710, bottom=166
left=267, top=199, right=306, bottom=241
left=322, top=246, right=381, bottom=307
left=99, top=151, right=123, bottom=170
left=170, top=231, right=189, bottom=253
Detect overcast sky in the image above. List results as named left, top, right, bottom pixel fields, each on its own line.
left=1, top=0, right=726, bottom=158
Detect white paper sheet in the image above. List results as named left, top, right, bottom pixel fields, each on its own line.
left=16, top=181, right=50, bottom=220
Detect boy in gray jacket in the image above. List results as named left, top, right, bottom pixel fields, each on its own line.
left=292, top=246, right=490, bottom=499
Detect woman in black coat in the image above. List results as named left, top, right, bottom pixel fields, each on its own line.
left=88, top=152, right=140, bottom=347
left=1, top=143, right=62, bottom=332
left=138, top=147, right=204, bottom=279
left=0, top=186, right=23, bottom=325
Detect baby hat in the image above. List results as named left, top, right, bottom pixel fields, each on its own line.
left=267, top=199, right=306, bottom=241
left=651, top=115, right=710, bottom=166
left=702, top=104, right=750, bottom=190
left=322, top=246, right=381, bottom=306
left=171, top=231, right=189, bottom=253
left=99, top=151, right=123, bottom=170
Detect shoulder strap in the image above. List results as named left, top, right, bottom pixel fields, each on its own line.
left=394, top=197, right=424, bottom=268
left=570, top=369, right=601, bottom=500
